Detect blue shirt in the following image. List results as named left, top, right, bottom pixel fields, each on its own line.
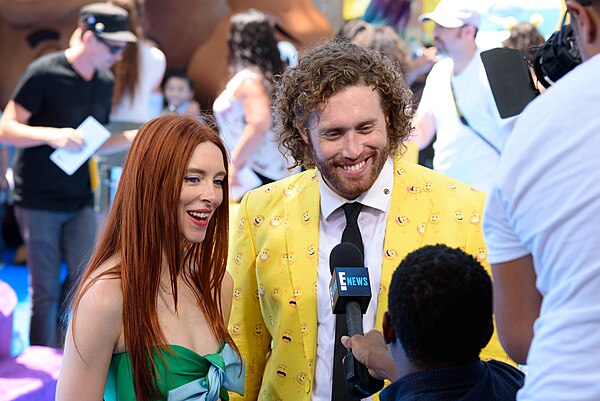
left=380, top=360, right=524, bottom=401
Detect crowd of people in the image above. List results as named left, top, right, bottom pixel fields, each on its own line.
left=0, top=0, right=598, bottom=400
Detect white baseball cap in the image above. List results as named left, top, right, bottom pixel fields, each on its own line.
left=418, top=0, right=481, bottom=29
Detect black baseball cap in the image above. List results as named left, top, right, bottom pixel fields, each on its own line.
left=79, top=2, right=137, bottom=43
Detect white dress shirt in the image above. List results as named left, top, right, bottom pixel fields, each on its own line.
left=312, top=158, right=393, bottom=401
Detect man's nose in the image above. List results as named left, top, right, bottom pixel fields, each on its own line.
left=342, top=131, right=364, bottom=159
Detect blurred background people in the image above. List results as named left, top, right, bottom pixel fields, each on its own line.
left=502, top=22, right=546, bottom=93
left=162, top=70, right=201, bottom=116
left=93, top=0, right=166, bottom=216
left=213, top=9, right=293, bottom=202
left=412, top=0, right=514, bottom=193
left=57, top=115, right=244, bottom=401
left=107, top=0, right=166, bottom=125
left=502, top=22, right=546, bottom=65
left=351, top=24, right=437, bottom=87
left=335, top=18, right=371, bottom=41
left=0, top=2, right=137, bottom=348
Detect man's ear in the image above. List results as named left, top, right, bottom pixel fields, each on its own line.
left=382, top=311, right=397, bottom=344
left=568, top=0, right=597, bottom=47
left=298, top=124, right=309, bottom=145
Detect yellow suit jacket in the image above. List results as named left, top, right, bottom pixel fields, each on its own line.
left=228, top=159, right=510, bottom=401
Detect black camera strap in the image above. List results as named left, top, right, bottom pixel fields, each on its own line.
left=450, top=82, right=501, bottom=155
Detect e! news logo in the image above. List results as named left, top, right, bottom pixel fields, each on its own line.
left=338, top=271, right=369, bottom=292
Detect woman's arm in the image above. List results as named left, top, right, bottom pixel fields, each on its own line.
left=56, top=276, right=122, bottom=401
left=221, top=270, right=234, bottom=324
left=230, top=78, right=272, bottom=172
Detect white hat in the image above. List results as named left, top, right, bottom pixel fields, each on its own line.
left=418, top=0, right=481, bottom=29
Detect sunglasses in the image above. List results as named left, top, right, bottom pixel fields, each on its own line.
left=94, top=34, right=127, bottom=55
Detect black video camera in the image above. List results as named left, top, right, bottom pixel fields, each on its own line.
left=481, top=19, right=582, bottom=118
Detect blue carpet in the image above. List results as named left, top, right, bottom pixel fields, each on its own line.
left=0, top=250, right=67, bottom=356
left=0, top=250, right=30, bottom=356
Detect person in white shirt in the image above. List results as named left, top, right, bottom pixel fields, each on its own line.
left=483, top=1, right=600, bottom=400
left=412, top=0, right=513, bottom=193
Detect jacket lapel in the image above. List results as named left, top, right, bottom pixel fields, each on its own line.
left=376, top=160, right=434, bottom=327
left=282, top=169, right=321, bottom=360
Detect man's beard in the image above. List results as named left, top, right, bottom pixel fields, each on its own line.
left=311, top=144, right=390, bottom=200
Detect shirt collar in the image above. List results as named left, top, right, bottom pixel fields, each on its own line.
left=380, top=360, right=486, bottom=401
left=318, top=157, right=394, bottom=221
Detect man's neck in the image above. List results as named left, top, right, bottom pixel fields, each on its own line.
left=452, top=44, right=478, bottom=75
left=64, top=46, right=96, bottom=81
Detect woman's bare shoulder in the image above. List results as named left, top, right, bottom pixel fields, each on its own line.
left=77, top=255, right=123, bottom=321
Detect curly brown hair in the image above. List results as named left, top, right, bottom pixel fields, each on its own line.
left=273, top=39, right=413, bottom=169
left=502, top=23, right=545, bottom=64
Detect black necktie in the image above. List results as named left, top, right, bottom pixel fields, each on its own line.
left=341, top=202, right=364, bottom=257
left=332, top=202, right=364, bottom=400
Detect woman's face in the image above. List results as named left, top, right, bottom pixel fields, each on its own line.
left=178, top=141, right=227, bottom=243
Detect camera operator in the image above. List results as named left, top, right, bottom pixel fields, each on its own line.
left=483, top=1, right=600, bottom=400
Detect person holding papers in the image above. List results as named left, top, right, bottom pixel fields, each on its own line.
left=0, top=2, right=137, bottom=348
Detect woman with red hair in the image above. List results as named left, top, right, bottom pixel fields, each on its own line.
left=56, top=114, right=244, bottom=401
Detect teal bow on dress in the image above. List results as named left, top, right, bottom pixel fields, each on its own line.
left=167, top=344, right=245, bottom=401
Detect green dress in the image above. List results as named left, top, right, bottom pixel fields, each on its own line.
left=104, top=343, right=244, bottom=401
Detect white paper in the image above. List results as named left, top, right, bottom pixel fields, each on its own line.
left=50, top=116, right=111, bottom=175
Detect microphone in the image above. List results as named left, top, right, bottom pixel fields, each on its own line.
left=329, top=243, right=384, bottom=398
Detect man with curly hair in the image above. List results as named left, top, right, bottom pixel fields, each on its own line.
left=228, top=39, right=511, bottom=401
left=341, top=245, right=524, bottom=401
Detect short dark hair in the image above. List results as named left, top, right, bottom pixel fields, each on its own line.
left=163, top=70, right=194, bottom=90
left=273, top=39, right=413, bottom=169
left=388, top=245, right=493, bottom=368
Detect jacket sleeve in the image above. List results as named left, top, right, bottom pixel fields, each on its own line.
left=227, top=192, right=272, bottom=400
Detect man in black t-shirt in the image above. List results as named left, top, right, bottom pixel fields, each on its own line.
left=0, top=3, right=137, bottom=348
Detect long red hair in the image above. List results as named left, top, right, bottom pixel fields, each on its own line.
left=108, top=0, right=141, bottom=108
left=71, top=115, right=236, bottom=400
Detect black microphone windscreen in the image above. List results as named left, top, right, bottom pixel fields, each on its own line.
left=329, top=242, right=364, bottom=274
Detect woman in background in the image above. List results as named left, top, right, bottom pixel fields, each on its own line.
left=56, top=115, right=244, bottom=401
left=502, top=22, right=546, bottom=93
left=351, top=24, right=437, bottom=87
left=213, top=9, right=293, bottom=202
left=92, top=0, right=167, bottom=218
left=108, top=0, right=166, bottom=124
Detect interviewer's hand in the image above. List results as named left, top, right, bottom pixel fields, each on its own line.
left=341, top=330, right=398, bottom=381
left=47, top=128, right=85, bottom=152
